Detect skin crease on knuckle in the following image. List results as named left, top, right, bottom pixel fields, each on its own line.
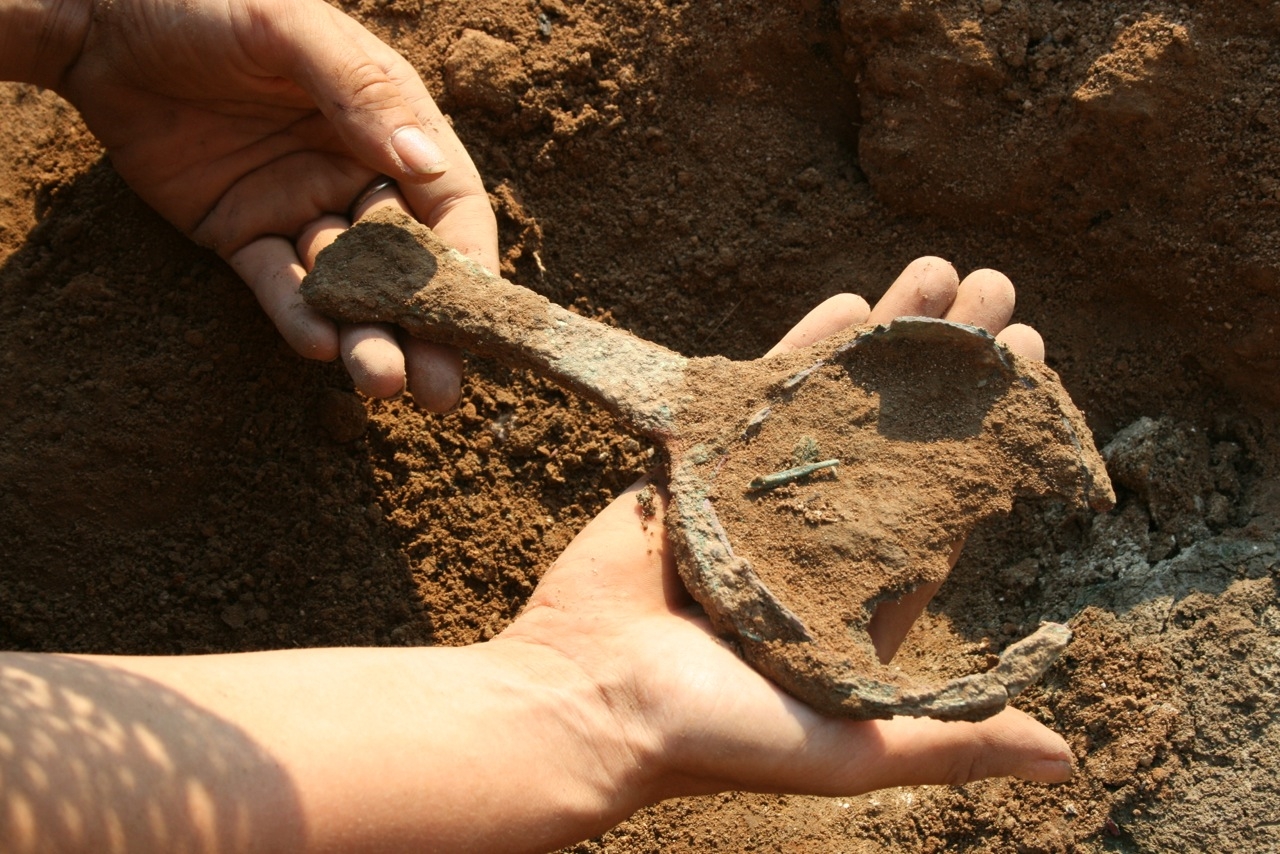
left=940, top=751, right=986, bottom=788
left=341, top=62, right=407, bottom=118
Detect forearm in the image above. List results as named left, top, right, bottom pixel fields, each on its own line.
left=0, top=643, right=653, bottom=854
left=0, top=0, right=90, bottom=88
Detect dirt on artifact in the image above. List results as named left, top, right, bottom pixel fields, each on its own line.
left=1, top=0, right=1277, bottom=851
left=305, top=207, right=1112, bottom=721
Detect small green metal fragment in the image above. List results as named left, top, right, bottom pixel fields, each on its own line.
left=748, top=459, right=840, bottom=491
left=792, top=436, right=820, bottom=465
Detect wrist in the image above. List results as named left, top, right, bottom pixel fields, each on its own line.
left=0, top=0, right=92, bottom=89
left=487, top=630, right=668, bottom=827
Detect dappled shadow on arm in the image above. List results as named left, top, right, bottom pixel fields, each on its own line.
left=0, top=654, right=305, bottom=852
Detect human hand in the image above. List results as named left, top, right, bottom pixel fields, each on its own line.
left=498, top=258, right=1067, bottom=810
left=0, top=259, right=1065, bottom=854
left=55, top=0, right=497, bottom=408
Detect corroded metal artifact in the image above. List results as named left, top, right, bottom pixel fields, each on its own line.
left=302, top=208, right=1114, bottom=721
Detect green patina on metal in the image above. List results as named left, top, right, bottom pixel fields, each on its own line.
left=748, top=459, right=840, bottom=492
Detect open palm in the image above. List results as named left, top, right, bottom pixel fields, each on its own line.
left=497, top=260, right=1071, bottom=803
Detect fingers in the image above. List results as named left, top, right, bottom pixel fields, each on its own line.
left=848, top=707, right=1074, bottom=790
left=340, top=325, right=408, bottom=399
left=405, top=338, right=463, bottom=412
left=833, top=707, right=1073, bottom=792
left=294, top=191, right=466, bottom=409
left=943, top=268, right=1016, bottom=333
left=763, top=293, right=871, bottom=358
left=232, top=229, right=407, bottom=402
left=866, top=256, right=960, bottom=326
left=351, top=192, right=465, bottom=410
left=868, top=259, right=1016, bottom=331
left=761, top=264, right=1036, bottom=365
left=857, top=262, right=1042, bottom=663
left=258, top=0, right=500, bottom=273
left=267, top=3, right=451, bottom=179
left=674, top=700, right=1073, bottom=800
left=235, top=0, right=496, bottom=393
left=996, top=323, right=1045, bottom=361
left=295, top=212, right=407, bottom=398
left=229, top=237, right=340, bottom=362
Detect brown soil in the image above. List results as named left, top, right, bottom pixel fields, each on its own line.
left=1, top=0, right=1277, bottom=851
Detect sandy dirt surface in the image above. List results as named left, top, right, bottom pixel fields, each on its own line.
left=1, top=0, right=1277, bottom=850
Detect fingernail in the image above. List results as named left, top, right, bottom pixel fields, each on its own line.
left=1031, top=758, right=1075, bottom=783
left=392, top=126, right=450, bottom=175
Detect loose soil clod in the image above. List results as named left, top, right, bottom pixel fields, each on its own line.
left=303, top=207, right=1114, bottom=720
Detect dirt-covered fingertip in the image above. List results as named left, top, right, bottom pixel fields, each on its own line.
left=342, top=326, right=407, bottom=399
left=948, top=268, right=1016, bottom=332
left=996, top=323, right=1046, bottom=362
left=283, top=313, right=342, bottom=363
left=868, top=256, right=960, bottom=325
left=405, top=339, right=464, bottom=412
left=764, top=293, right=872, bottom=357
left=1019, top=755, right=1075, bottom=784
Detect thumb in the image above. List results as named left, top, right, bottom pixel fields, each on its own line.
left=529, top=478, right=680, bottom=616
left=264, top=1, right=451, bottom=179
left=841, top=707, right=1074, bottom=792
left=664, top=679, right=1073, bottom=798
